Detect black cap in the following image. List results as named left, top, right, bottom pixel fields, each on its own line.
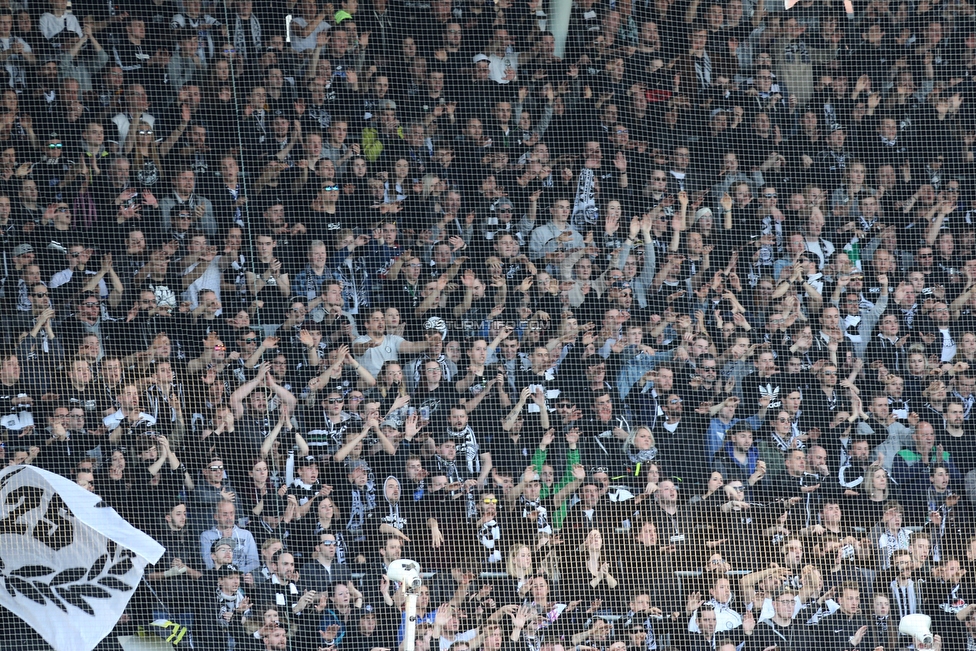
left=217, top=564, right=241, bottom=578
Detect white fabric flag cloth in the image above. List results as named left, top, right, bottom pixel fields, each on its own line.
left=0, top=464, right=165, bottom=651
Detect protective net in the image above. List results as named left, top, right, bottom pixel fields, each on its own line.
left=0, top=0, right=975, bottom=648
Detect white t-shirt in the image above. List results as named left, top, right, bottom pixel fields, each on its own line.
left=183, top=257, right=223, bottom=308
left=939, top=327, right=957, bottom=363
left=439, top=629, right=477, bottom=651
left=353, top=334, right=405, bottom=377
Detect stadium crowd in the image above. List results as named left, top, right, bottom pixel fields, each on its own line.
left=5, top=0, right=976, bottom=648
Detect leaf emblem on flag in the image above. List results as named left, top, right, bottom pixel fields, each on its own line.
left=3, top=545, right=135, bottom=617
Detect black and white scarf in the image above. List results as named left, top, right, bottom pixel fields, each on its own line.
left=446, top=425, right=480, bottom=475
left=694, top=52, right=712, bottom=89
left=571, top=167, right=598, bottom=228
left=232, top=14, right=262, bottom=59
left=478, top=518, right=502, bottom=563
left=519, top=495, right=552, bottom=536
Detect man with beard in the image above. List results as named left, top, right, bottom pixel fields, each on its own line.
left=739, top=351, right=781, bottom=415
left=361, top=536, right=402, bottom=608
left=936, top=400, right=976, bottom=475
left=432, top=406, right=491, bottom=488
left=503, top=466, right=556, bottom=547
left=838, top=436, right=876, bottom=494
left=580, top=390, right=631, bottom=468
left=147, top=501, right=203, bottom=625
left=300, top=532, right=352, bottom=592
left=651, top=392, right=708, bottom=487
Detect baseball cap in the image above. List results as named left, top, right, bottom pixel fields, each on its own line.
left=347, top=460, right=369, bottom=473
left=12, top=243, right=33, bottom=255
left=211, top=537, right=236, bottom=552
left=473, top=54, right=490, bottom=63
left=377, top=99, right=397, bottom=111
left=424, top=316, right=448, bottom=340
left=497, top=197, right=513, bottom=209
left=297, top=455, right=317, bottom=468
left=217, top=564, right=241, bottom=577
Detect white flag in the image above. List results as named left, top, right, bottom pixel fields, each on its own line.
left=0, top=464, right=165, bottom=651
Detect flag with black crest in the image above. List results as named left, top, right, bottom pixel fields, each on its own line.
left=0, top=464, right=164, bottom=651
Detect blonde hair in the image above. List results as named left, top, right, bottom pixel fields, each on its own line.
left=506, top=544, right=533, bottom=578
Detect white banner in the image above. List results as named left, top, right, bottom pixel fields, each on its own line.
left=0, top=465, right=165, bottom=651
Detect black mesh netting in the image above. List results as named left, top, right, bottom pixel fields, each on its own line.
left=1, top=0, right=976, bottom=648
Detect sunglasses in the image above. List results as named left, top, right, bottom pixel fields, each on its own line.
left=48, top=143, right=62, bottom=149
left=483, top=497, right=498, bottom=504
left=209, top=465, right=224, bottom=471
left=327, top=398, right=344, bottom=404
left=764, top=193, right=777, bottom=198
left=320, top=540, right=337, bottom=546
left=323, top=185, right=340, bottom=191
left=214, top=344, right=226, bottom=351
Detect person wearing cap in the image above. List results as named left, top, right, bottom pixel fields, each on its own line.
left=193, top=561, right=253, bottom=650
left=332, top=421, right=385, bottom=553
left=200, top=499, right=261, bottom=573
left=203, top=537, right=237, bottom=581
left=405, top=318, right=457, bottom=392
left=813, top=124, right=854, bottom=190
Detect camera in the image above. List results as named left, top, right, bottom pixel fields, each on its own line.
left=387, top=559, right=423, bottom=590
